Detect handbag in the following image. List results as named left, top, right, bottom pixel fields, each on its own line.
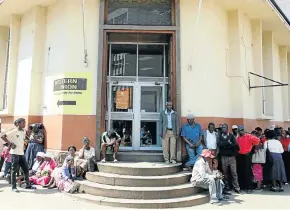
left=266, top=142, right=274, bottom=165
left=252, top=148, right=266, bottom=163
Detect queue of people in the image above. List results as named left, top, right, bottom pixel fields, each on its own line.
left=0, top=118, right=97, bottom=194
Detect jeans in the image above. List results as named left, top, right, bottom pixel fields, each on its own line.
left=185, top=144, right=203, bottom=167
left=11, top=154, right=30, bottom=189
left=4, top=161, right=11, bottom=176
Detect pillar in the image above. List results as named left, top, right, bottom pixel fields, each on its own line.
left=251, top=20, right=263, bottom=118
left=0, top=27, right=9, bottom=111
left=262, top=31, right=274, bottom=117
left=279, top=46, right=288, bottom=120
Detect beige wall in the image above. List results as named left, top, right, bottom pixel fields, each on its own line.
left=43, top=0, right=99, bottom=116
left=180, top=0, right=289, bottom=123
left=0, top=27, right=9, bottom=111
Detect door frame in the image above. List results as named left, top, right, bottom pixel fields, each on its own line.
left=100, top=30, right=177, bottom=150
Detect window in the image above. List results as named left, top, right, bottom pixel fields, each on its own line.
left=106, top=0, right=174, bottom=26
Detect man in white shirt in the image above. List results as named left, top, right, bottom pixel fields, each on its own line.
left=101, top=130, right=121, bottom=163
left=203, top=122, right=218, bottom=155
left=1, top=118, right=32, bottom=192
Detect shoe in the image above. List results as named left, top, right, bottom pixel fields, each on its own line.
left=219, top=195, right=230, bottom=201
left=170, top=160, right=177, bottom=164
left=165, top=161, right=170, bottom=164
left=113, top=159, right=118, bottom=163
left=12, top=188, right=20, bottom=193
left=223, top=191, right=232, bottom=196
left=25, top=185, right=36, bottom=190
left=210, top=200, right=222, bottom=205
left=234, top=189, right=241, bottom=194
left=246, top=190, right=253, bottom=194
left=101, top=159, right=106, bottom=163
left=254, top=188, right=263, bottom=192
left=270, top=187, right=278, bottom=192
left=279, top=187, right=284, bottom=192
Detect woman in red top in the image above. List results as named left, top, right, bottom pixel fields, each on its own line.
left=236, top=126, right=260, bottom=193
left=280, top=130, right=290, bottom=182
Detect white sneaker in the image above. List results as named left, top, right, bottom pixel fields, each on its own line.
left=101, top=159, right=106, bottom=163
left=113, top=159, right=118, bottom=163
left=165, top=161, right=170, bottom=164
left=171, top=160, right=177, bottom=164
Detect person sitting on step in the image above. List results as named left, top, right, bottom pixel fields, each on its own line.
left=101, top=129, right=121, bottom=163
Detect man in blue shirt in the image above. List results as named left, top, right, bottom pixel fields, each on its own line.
left=181, top=114, right=203, bottom=168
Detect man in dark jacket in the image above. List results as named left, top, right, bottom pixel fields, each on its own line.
left=218, top=124, right=240, bottom=193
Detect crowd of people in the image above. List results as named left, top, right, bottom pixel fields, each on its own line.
left=160, top=102, right=290, bottom=204
left=187, top=121, right=290, bottom=204
left=0, top=118, right=97, bottom=193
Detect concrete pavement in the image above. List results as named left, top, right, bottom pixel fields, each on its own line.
left=0, top=178, right=289, bottom=210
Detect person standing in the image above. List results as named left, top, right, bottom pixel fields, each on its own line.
left=159, top=102, right=178, bottom=164
left=231, top=125, right=239, bottom=139
left=236, top=126, right=260, bottom=193
left=218, top=124, right=240, bottom=193
left=203, top=122, right=218, bottom=156
left=0, top=118, right=33, bottom=192
left=181, top=114, right=203, bottom=168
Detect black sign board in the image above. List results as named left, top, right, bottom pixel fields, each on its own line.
left=53, top=78, right=87, bottom=91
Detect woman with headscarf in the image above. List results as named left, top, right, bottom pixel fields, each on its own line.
left=264, top=130, right=287, bottom=192
left=25, top=123, right=45, bottom=170
left=29, top=153, right=56, bottom=186
left=191, top=149, right=228, bottom=204
left=76, top=137, right=96, bottom=176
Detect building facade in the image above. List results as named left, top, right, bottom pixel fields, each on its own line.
left=0, top=0, right=290, bottom=160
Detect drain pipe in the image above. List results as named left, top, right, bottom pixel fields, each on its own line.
left=81, top=0, right=88, bottom=67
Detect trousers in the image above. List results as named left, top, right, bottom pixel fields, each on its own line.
left=11, top=154, right=30, bottom=189
left=162, top=130, right=176, bottom=162
left=221, top=156, right=240, bottom=190
left=185, top=144, right=203, bottom=166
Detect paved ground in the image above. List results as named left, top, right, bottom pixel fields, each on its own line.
left=0, top=177, right=289, bottom=210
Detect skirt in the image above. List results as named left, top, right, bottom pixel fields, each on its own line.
left=282, top=151, right=290, bottom=182
left=270, top=153, right=287, bottom=183
left=252, top=164, right=263, bottom=181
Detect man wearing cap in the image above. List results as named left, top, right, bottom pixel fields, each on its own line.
left=232, top=125, right=238, bottom=139
left=100, top=130, right=121, bottom=163
left=1, top=118, right=33, bottom=192
left=181, top=114, right=203, bottom=168
left=159, top=101, right=178, bottom=164
left=191, top=149, right=227, bottom=204
left=236, top=125, right=260, bottom=193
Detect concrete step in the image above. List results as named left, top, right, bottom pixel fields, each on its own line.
left=77, top=180, right=204, bottom=199
left=86, top=171, right=191, bottom=187
left=117, top=151, right=164, bottom=162
left=69, top=193, right=209, bottom=209
left=97, top=162, right=182, bottom=176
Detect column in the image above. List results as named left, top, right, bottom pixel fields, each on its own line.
left=262, top=31, right=274, bottom=117
left=251, top=20, right=263, bottom=118
left=228, top=10, right=244, bottom=118
left=6, top=15, right=21, bottom=115
left=0, top=27, right=9, bottom=111
left=279, top=46, right=288, bottom=120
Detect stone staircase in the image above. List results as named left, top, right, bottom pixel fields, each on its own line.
left=71, top=162, right=209, bottom=208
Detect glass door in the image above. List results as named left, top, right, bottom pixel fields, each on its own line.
left=137, top=83, right=165, bottom=150
left=107, top=83, right=136, bottom=150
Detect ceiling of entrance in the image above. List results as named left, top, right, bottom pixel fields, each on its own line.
left=0, top=0, right=56, bottom=26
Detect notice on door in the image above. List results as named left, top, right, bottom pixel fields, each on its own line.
left=44, top=72, right=92, bottom=115
left=116, top=88, right=130, bottom=110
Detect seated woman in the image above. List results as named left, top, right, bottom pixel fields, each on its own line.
left=25, top=123, right=45, bottom=170
left=29, top=153, right=56, bottom=186
left=44, top=157, right=80, bottom=193
left=76, top=137, right=96, bottom=176
left=191, top=149, right=228, bottom=204
left=63, top=146, right=79, bottom=166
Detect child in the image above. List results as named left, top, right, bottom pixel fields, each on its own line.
left=2, top=143, right=12, bottom=178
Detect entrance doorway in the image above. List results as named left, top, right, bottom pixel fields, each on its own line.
left=105, top=32, right=174, bottom=151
